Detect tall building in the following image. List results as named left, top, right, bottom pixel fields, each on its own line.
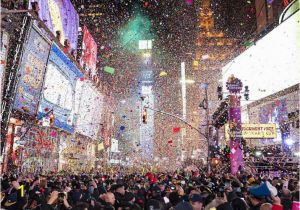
left=185, top=0, right=236, bottom=161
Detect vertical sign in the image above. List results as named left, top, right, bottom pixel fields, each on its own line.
left=226, top=75, right=244, bottom=175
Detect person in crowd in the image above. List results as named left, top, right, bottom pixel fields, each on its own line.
left=1, top=168, right=298, bottom=210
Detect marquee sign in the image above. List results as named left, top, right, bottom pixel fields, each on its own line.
left=225, top=123, right=277, bottom=140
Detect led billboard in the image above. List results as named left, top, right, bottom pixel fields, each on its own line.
left=222, top=11, right=300, bottom=106
left=29, top=0, right=79, bottom=50
left=13, top=25, right=51, bottom=115
left=38, top=44, right=83, bottom=133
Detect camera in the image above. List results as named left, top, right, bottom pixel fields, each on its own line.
left=58, top=192, right=65, bottom=203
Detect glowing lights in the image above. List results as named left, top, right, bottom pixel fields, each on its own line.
left=141, top=86, right=152, bottom=94
left=294, top=152, right=300, bottom=157
left=285, top=138, right=295, bottom=146
left=180, top=79, right=195, bottom=84
left=142, top=52, right=151, bottom=57
left=139, top=40, right=152, bottom=50
left=255, top=151, right=262, bottom=157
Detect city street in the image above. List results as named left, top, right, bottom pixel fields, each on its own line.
left=0, top=0, right=299, bottom=210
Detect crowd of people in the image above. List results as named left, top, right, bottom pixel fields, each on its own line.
left=1, top=169, right=299, bottom=210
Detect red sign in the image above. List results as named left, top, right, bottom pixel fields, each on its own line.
left=80, top=26, right=97, bottom=75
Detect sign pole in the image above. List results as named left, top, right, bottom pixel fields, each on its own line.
left=226, top=75, right=244, bottom=175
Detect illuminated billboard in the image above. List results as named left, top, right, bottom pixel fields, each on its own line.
left=13, top=25, right=51, bottom=115
left=222, top=11, right=300, bottom=107
left=38, top=44, right=83, bottom=133
left=29, top=0, right=79, bottom=50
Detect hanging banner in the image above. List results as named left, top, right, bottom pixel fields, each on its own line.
left=13, top=25, right=51, bottom=116
left=80, top=26, right=97, bottom=75
left=38, top=43, right=83, bottom=133
left=225, top=123, right=277, bottom=140
left=29, top=0, right=79, bottom=50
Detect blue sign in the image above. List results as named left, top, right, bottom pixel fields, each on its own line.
left=38, top=43, right=83, bottom=133
left=13, top=25, right=51, bottom=115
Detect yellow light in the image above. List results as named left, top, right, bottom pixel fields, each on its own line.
left=142, top=52, right=151, bottom=57
left=193, top=60, right=199, bottom=67
left=159, top=71, right=167, bottom=77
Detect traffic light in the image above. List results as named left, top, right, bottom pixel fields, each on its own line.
left=244, top=86, right=249, bottom=100
left=217, top=85, right=223, bottom=100
left=142, top=109, right=147, bottom=124
left=49, top=112, right=55, bottom=126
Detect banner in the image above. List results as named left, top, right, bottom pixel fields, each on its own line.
left=80, top=26, right=97, bottom=75
left=29, top=0, right=79, bottom=50
left=225, top=123, right=277, bottom=140
left=13, top=25, right=51, bottom=115
left=38, top=44, right=83, bottom=133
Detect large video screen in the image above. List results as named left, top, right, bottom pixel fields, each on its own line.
left=13, top=25, right=51, bottom=115
left=38, top=44, right=83, bottom=133
left=222, top=11, right=300, bottom=106
left=29, top=0, right=79, bottom=50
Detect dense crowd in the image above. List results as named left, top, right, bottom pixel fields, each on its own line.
left=1, top=169, right=299, bottom=210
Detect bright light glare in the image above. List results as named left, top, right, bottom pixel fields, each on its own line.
left=285, top=138, right=294, bottom=146
left=180, top=79, right=195, bottom=84
left=255, top=151, right=262, bottom=156
left=141, top=86, right=152, bottom=94
left=139, top=40, right=152, bottom=50
left=294, top=152, right=300, bottom=157
left=143, top=52, right=151, bottom=57
left=121, top=100, right=126, bottom=104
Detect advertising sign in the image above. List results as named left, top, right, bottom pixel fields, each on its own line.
left=222, top=11, right=300, bottom=107
left=29, top=0, right=79, bottom=50
left=80, top=26, right=97, bottom=75
left=38, top=44, right=83, bottom=133
left=13, top=25, right=51, bottom=115
left=0, top=31, right=9, bottom=120
left=225, top=123, right=277, bottom=140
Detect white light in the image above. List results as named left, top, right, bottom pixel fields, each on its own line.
left=180, top=79, right=195, bottom=84
left=285, top=138, right=294, bottom=146
left=121, top=100, right=126, bottom=104
left=255, top=151, right=262, bottom=156
left=139, top=40, right=152, bottom=50
left=142, top=52, right=151, bottom=57
left=141, top=86, right=152, bottom=94
left=294, top=152, right=300, bottom=157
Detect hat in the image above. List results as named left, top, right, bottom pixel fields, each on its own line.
left=174, top=201, right=193, bottom=210
left=190, top=194, right=204, bottom=203
left=249, top=181, right=277, bottom=197
left=248, top=177, right=256, bottom=185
